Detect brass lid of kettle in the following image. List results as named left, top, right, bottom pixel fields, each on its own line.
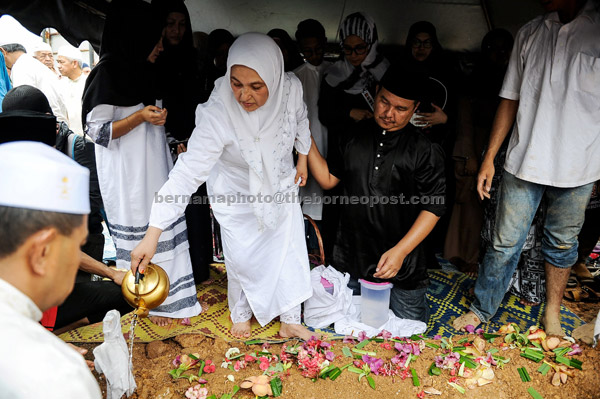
left=121, top=263, right=170, bottom=317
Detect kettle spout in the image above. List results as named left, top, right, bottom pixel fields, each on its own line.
left=134, top=307, right=149, bottom=318
left=134, top=297, right=149, bottom=318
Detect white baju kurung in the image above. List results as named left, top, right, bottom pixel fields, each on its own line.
left=10, top=54, right=69, bottom=124
left=87, top=103, right=201, bottom=318
left=149, top=33, right=312, bottom=327
left=293, top=61, right=331, bottom=220
left=0, top=278, right=102, bottom=399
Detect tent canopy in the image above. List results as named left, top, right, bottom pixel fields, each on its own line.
left=0, top=0, right=543, bottom=53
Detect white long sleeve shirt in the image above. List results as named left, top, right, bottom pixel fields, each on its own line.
left=0, top=278, right=102, bottom=399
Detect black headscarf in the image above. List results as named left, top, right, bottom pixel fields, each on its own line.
left=81, top=0, right=163, bottom=127
left=404, top=21, right=445, bottom=78
left=0, top=110, right=56, bottom=146
left=153, top=0, right=202, bottom=140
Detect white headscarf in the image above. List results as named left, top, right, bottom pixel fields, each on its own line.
left=214, top=32, right=291, bottom=230
left=324, top=12, right=389, bottom=94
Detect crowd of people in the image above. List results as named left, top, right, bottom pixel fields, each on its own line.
left=0, top=0, right=599, bottom=396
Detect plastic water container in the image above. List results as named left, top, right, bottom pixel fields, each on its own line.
left=359, top=279, right=393, bottom=328
left=320, top=277, right=334, bottom=295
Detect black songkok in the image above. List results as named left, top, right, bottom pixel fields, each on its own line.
left=379, top=64, right=427, bottom=102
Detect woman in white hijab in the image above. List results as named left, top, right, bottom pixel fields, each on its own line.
left=131, top=33, right=314, bottom=340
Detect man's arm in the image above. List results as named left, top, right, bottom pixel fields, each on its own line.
left=477, top=98, right=519, bottom=200
left=307, top=137, right=340, bottom=190
left=79, top=252, right=126, bottom=285
left=373, top=210, right=440, bottom=279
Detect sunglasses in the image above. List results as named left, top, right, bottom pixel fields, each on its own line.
left=341, top=44, right=369, bottom=56
left=411, top=39, right=433, bottom=49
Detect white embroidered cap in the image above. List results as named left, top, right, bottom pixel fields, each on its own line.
left=0, top=141, right=90, bottom=214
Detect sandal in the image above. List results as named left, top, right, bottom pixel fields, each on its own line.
left=564, top=281, right=600, bottom=303
left=567, top=274, right=579, bottom=288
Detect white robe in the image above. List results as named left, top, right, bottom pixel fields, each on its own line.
left=293, top=61, right=331, bottom=220
left=87, top=103, right=201, bottom=318
left=10, top=54, right=69, bottom=124
left=149, top=75, right=313, bottom=326
left=0, top=278, right=102, bottom=399
left=61, top=72, right=87, bottom=135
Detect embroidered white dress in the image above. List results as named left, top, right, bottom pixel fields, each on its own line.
left=149, top=70, right=312, bottom=326
left=87, top=103, right=202, bottom=318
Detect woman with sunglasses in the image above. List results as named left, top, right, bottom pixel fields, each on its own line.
left=318, top=12, right=389, bottom=258
left=319, top=12, right=389, bottom=145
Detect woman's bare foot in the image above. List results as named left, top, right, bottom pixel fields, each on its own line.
left=231, top=320, right=252, bottom=339
left=149, top=316, right=173, bottom=327
left=453, top=311, right=481, bottom=332
left=519, top=298, right=540, bottom=307
left=200, top=301, right=210, bottom=313
left=542, top=312, right=563, bottom=337
left=279, top=322, right=315, bottom=341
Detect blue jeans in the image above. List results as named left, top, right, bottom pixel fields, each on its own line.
left=348, top=278, right=430, bottom=324
left=472, top=172, right=594, bottom=323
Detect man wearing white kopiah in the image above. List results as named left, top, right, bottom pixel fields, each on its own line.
left=131, top=33, right=314, bottom=340
left=0, top=141, right=101, bottom=399
left=32, top=41, right=59, bottom=76
left=57, top=45, right=87, bottom=135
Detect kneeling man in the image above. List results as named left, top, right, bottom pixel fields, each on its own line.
left=308, top=65, right=445, bottom=323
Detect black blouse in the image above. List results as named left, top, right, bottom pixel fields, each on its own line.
left=328, top=119, right=446, bottom=289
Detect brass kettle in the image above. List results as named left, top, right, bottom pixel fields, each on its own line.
left=121, top=263, right=170, bottom=317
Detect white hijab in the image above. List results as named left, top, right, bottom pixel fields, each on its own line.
left=215, top=32, right=290, bottom=230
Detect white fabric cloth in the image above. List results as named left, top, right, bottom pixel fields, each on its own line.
left=304, top=265, right=353, bottom=329
left=61, top=72, right=87, bottom=135
left=86, top=103, right=201, bottom=318
left=0, top=141, right=90, bottom=214
left=500, top=0, right=600, bottom=187
left=294, top=61, right=331, bottom=220
left=0, top=278, right=101, bottom=399
left=334, top=296, right=427, bottom=338
left=148, top=33, right=312, bottom=326
left=10, top=53, right=69, bottom=123
left=93, top=310, right=135, bottom=399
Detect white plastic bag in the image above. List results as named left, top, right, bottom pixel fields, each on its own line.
left=334, top=296, right=427, bottom=338
left=93, top=310, right=136, bottom=399
left=303, top=265, right=353, bottom=328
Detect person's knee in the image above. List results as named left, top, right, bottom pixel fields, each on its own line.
left=541, top=228, right=580, bottom=268
left=390, top=287, right=429, bottom=324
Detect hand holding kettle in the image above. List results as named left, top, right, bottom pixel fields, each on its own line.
left=130, top=226, right=162, bottom=274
